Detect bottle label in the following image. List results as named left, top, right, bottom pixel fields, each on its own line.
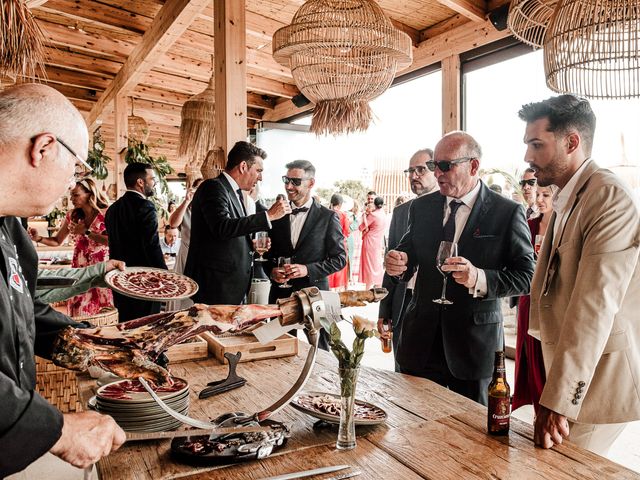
left=488, top=396, right=510, bottom=430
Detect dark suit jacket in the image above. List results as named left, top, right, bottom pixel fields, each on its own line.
left=266, top=199, right=346, bottom=299
left=184, top=174, right=270, bottom=305
left=105, top=191, right=167, bottom=321
left=379, top=199, right=411, bottom=328
left=395, top=182, right=534, bottom=380
left=105, top=191, right=166, bottom=269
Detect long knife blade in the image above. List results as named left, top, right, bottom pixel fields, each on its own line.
left=125, top=425, right=270, bottom=442
left=257, top=465, right=350, bottom=480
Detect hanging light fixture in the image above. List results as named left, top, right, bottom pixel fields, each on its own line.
left=272, top=0, right=412, bottom=136
left=507, top=0, right=558, bottom=48
left=127, top=97, right=149, bottom=142
left=544, top=0, right=640, bottom=98
left=177, top=54, right=215, bottom=166
left=1, top=0, right=47, bottom=81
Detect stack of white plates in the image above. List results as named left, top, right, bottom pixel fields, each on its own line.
left=95, top=378, right=189, bottom=432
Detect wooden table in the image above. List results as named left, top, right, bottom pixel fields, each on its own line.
left=78, top=346, right=640, bottom=480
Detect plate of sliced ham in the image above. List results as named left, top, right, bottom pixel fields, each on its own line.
left=105, top=267, right=199, bottom=301
left=290, top=391, right=387, bottom=425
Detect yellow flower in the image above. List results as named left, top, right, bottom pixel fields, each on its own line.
left=351, top=315, right=376, bottom=334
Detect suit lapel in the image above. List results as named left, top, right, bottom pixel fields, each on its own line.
left=458, top=182, right=491, bottom=251
left=218, top=173, right=244, bottom=218
left=294, top=200, right=319, bottom=249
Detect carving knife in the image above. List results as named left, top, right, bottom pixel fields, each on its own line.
left=256, top=465, right=350, bottom=480
left=125, top=425, right=271, bottom=442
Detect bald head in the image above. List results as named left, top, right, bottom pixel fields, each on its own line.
left=433, top=131, right=482, bottom=199
left=435, top=131, right=482, bottom=161
left=0, top=84, right=88, bottom=217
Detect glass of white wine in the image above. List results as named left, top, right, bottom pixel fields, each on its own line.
left=254, top=231, right=269, bottom=262
left=433, top=241, right=458, bottom=305
left=278, top=257, right=292, bottom=288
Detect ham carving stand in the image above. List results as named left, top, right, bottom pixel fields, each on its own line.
left=140, top=287, right=386, bottom=464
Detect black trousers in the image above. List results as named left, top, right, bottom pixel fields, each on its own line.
left=417, top=323, right=491, bottom=406
left=114, top=292, right=162, bottom=322
left=392, top=288, right=412, bottom=372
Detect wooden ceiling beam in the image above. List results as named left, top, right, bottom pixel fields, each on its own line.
left=435, top=0, right=486, bottom=22
left=420, top=14, right=470, bottom=41
left=390, top=19, right=421, bottom=47
left=87, top=0, right=210, bottom=127
left=262, top=97, right=314, bottom=122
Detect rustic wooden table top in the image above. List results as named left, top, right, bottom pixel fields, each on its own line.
left=77, top=345, right=640, bottom=480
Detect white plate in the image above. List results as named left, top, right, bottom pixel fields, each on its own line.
left=105, top=267, right=198, bottom=301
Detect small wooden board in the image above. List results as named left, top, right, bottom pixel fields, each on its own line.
left=166, top=335, right=209, bottom=363
left=202, top=332, right=298, bottom=364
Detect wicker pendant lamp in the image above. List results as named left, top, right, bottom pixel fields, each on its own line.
left=544, top=0, right=640, bottom=98
left=1, top=0, right=47, bottom=81
left=272, top=0, right=413, bottom=135
left=507, top=0, right=559, bottom=48
left=177, top=72, right=215, bottom=164
left=127, top=98, right=149, bottom=142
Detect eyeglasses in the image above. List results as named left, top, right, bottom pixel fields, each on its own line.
left=426, top=157, right=473, bottom=172
left=56, top=136, right=93, bottom=180
left=403, top=166, right=429, bottom=177
left=519, top=179, right=537, bottom=187
left=282, top=176, right=305, bottom=186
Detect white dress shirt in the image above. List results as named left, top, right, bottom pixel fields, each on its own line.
left=552, top=159, right=591, bottom=240
left=126, top=189, right=146, bottom=199
left=290, top=197, right=314, bottom=248
left=443, top=181, right=487, bottom=297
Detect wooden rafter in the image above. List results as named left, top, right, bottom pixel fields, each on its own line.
left=435, top=0, right=486, bottom=22
left=86, top=0, right=210, bottom=127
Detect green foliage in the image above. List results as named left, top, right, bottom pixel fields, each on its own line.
left=86, top=128, right=111, bottom=180
left=315, top=179, right=369, bottom=206
left=43, top=206, right=66, bottom=233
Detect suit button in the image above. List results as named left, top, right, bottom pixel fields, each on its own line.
left=578, top=381, right=586, bottom=387
left=572, top=399, right=579, bottom=405
left=576, top=387, right=583, bottom=394
left=575, top=394, right=582, bottom=399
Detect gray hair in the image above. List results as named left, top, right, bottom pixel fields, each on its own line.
left=0, top=84, right=86, bottom=146
left=285, top=159, right=316, bottom=178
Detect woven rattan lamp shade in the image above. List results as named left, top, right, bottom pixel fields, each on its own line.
left=178, top=74, right=215, bottom=163
left=544, top=0, right=640, bottom=98
left=507, top=0, right=558, bottom=48
left=127, top=98, right=149, bottom=142
left=272, top=0, right=412, bottom=135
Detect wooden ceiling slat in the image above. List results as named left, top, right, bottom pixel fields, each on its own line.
left=435, top=0, right=486, bottom=22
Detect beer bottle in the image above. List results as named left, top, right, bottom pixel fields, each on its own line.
left=487, top=350, right=510, bottom=435
left=380, top=319, right=392, bottom=353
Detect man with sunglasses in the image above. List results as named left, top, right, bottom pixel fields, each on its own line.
left=385, top=131, right=534, bottom=405
left=266, top=160, right=346, bottom=350
left=378, top=148, right=437, bottom=363
left=520, top=95, right=640, bottom=456
left=519, top=168, right=538, bottom=219
left=185, top=141, right=291, bottom=305
left=0, top=84, right=125, bottom=477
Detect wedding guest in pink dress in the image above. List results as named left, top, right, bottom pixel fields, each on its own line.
left=30, top=178, right=113, bottom=317
left=359, top=196, right=386, bottom=288
left=328, top=193, right=350, bottom=290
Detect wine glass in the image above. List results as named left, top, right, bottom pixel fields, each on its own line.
left=433, top=241, right=458, bottom=305
left=534, top=235, right=543, bottom=256
left=254, top=232, right=269, bottom=262
left=278, top=257, right=292, bottom=288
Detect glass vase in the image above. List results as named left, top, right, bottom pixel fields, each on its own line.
left=336, top=367, right=359, bottom=450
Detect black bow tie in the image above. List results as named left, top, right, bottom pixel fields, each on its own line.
left=291, top=207, right=309, bottom=215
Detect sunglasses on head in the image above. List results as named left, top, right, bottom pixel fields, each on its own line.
left=519, top=179, right=537, bottom=187
left=282, top=176, right=304, bottom=186
left=426, top=157, right=473, bottom=172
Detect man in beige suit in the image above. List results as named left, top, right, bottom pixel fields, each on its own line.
left=519, top=94, right=640, bottom=456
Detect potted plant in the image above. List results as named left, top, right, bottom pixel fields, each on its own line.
left=86, top=128, right=111, bottom=180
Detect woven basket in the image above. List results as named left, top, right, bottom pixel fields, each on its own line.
left=35, top=308, right=119, bottom=412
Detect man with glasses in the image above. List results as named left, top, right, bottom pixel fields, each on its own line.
left=105, top=162, right=167, bottom=321
left=0, top=84, right=125, bottom=477
left=520, top=168, right=538, bottom=218
left=519, top=95, right=640, bottom=456
left=185, top=141, right=291, bottom=305
left=378, top=148, right=437, bottom=363
left=385, top=131, right=534, bottom=405
left=266, top=160, right=346, bottom=350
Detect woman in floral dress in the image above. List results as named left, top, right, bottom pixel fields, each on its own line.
left=30, top=178, right=112, bottom=317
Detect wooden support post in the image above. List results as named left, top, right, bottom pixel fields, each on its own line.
left=442, top=55, right=461, bottom=135
left=214, top=0, right=247, bottom=157
left=114, top=94, right=128, bottom=198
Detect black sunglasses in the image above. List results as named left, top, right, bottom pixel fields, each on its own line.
left=282, top=176, right=305, bottom=186
left=519, top=179, right=537, bottom=187
left=426, top=157, right=473, bottom=172
left=403, top=166, right=428, bottom=177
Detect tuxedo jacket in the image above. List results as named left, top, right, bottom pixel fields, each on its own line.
left=105, top=191, right=166, bottom=270
left=395, top=182, right=534, bottom=380
left=530, top=160, right=640, bottom=424
left=266, top=199, right=346, bottom=300
left=184, top=174, right=270, bottom=305
left=379, top=199, right=411, bottom=327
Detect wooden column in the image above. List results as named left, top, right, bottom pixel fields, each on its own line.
left=114, top=94, right=128, bottom=197
left=442, top=54, right=461, bottom=135
left=214, top=0, right=247, bottom=157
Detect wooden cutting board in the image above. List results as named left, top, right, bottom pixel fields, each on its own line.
left=202, top=332, right=298, bottom=364
left=166, top=335, right=209, bottom=363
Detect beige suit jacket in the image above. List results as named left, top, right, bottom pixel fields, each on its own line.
left=530, top=160, right=640, bottom=424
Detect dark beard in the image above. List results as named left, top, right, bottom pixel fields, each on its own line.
left=144, top=186, right=155, bottom=197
